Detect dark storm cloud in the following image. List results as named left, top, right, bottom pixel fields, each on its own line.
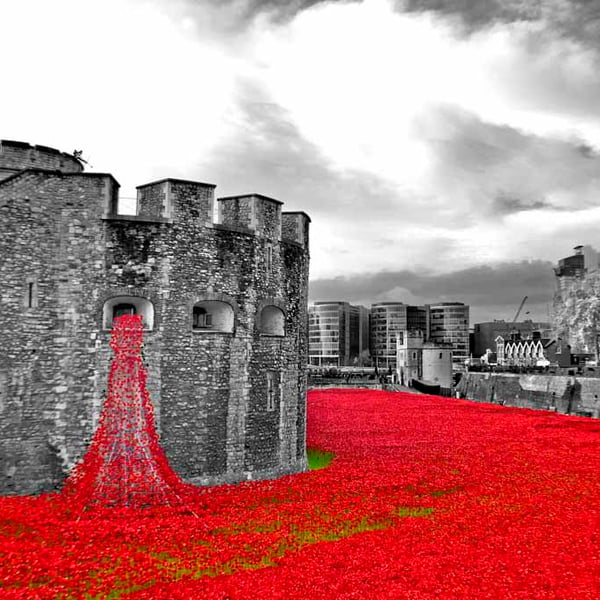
left=400, top=0, right=600, bottom=48
left=491, top=195, right=553, bottom=215
left=401, top=0, right=538, bottom=30
left=309, top=260, right=557, bottom=322
left=419, top=105, right=600, bottom=215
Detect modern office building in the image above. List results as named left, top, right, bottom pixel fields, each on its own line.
left=308, top=302, right=369, bottom=367
left=554, top=245, right=599, bottom=291
left=553, top=244, right=600, bottom=356
left=355, top=304, right=371, bottom=363
left=426, top=302, right=470, bottom=368
left=370, top=303, right=427, bottom=369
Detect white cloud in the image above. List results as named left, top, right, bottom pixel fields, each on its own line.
left=0, top=0, right=239, bottom=195
left=3, top=0, right=600, bottom=309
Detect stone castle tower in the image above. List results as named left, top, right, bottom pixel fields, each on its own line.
left=0, top=140, right=310, bottom=495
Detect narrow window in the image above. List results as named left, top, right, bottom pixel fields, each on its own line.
left=113, top=303, right=136, bottom=321
left=266, top=244, right=273, bottom=273
left=193, top=306, right=213, bottom=329
left=439, top=352, right=443, bottom=359
left=266, top=371, right=276, bottom=411
left=412, top=352, right=417, bottom=359
left=24, top=278, right=38, bottom=309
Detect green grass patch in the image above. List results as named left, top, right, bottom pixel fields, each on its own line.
left=393, top=506, right=435, bottom=518
left=307, top=448, right=335, bottom=470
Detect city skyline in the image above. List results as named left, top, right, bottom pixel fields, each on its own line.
left=2, top=0, right=600, bottom=324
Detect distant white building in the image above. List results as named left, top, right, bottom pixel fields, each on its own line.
left=396, top=330, right=453, bottom=388
left=495, top=334, right=570, bottom=368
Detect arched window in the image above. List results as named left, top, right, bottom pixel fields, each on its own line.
left=192, top=301, right=234, bottom=333
left=259, top=305, right=285, bottom=336
left=113, top=303, right=136, bottom=320
left=102, top=296, right=154, bottom=330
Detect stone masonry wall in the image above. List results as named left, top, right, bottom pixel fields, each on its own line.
left=219, top=195, right=255, bottom=230
left=457, top=372, right=600, bottom=418
left=0, top=171, right=115, bottom=493
left=136, top=181, right=168, bottom=220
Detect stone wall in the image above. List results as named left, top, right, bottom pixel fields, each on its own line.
left=457, top=372, right=600, bottom=418
left=0, top=171, right=115, bottom=493
left=0, top=144, right=310, bottom=494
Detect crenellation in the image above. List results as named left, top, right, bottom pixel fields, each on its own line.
left=218, top=194, right=256, bottom=230
left=281, top=211, right=311, bottom=249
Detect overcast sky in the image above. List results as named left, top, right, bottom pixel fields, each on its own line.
left=2, top=0, right=599, bottom=324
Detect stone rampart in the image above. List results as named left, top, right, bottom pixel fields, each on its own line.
left=457, top=372, right=600, bottom=418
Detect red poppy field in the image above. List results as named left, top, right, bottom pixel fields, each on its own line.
left=1, top=389, right=599, bottom=599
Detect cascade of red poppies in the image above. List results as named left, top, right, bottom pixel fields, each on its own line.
left=62, top=314, right=191, bottom=510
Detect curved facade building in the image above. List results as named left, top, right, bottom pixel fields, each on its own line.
left=427, top=302, right=469, bottom=367
left=370, top=303, right=426, bottom=369
left=308, top=302, right=369, bottom=367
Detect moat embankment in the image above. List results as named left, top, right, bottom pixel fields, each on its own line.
left=456, top=372, right=600, bottom=418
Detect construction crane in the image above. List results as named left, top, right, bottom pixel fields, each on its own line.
left=512, top=296, right=528, bottom=323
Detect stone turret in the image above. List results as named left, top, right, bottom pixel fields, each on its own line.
left=0, top=140, right=84, bottom=181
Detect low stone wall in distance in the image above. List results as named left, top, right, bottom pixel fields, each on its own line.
left=456, top=372, right=600, bottom=418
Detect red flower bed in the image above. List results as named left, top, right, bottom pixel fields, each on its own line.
left=1, top=389, right=599, bottom=599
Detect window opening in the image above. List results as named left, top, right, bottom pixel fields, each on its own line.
left=193, top=306, right=213, bottom=329
left=260, top=305, right=285, bottom=336
left=266, top=371, right=276, bottom=411
left=27, top=282, right=34, bottom=308
left=113, top=303, right=136, bottom=321
left=103, top=296, right=153, bottom=330
left=266, top=244, right=273, bottom=273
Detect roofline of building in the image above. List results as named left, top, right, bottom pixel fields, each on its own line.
left=218, top=193, right=283, bottom=205
left=371, top=302, right=407, bottom=307
left=0, top=139, right=85, bottom=167
left=136, top=177, right=216, bottom=189
left=283, top=210, right=312, bottom=223
left=311, top=301, right=350, bottom=306
left=0, top=168, right=120, bottom=187
left=426, top=302, right=466, bottom=307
